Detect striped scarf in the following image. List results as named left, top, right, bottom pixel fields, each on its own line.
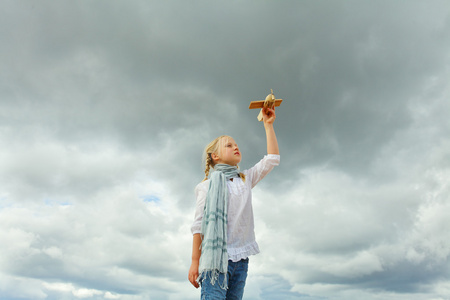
left=199, top=164, right=240, bottom=289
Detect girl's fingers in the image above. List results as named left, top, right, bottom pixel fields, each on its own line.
left=264, top=108, right=276, bottom=118
left=189, top=274, right=199, bottom=288
left=264, top=107, right=273, bottom=116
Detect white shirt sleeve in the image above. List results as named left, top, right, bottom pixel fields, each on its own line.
left=190, top=181, right=208, bottom=235
left=245, top=154, right=280, bottom=188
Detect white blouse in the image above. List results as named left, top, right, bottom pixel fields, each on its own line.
left=191, top=154, right=280, bottom=262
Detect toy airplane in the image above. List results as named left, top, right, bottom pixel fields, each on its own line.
left=249, top=89, right=283, bottom=121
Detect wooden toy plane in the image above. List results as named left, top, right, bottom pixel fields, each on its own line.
left=249, top=89, right=283, bottom=121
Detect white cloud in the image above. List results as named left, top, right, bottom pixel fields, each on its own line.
left=73, top=288, right=103, bottom=298
left=43, top=282, right=74, bottom=292
left=104, top=292, right=120, bottom=299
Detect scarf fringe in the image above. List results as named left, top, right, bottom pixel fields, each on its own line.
left=198, top=269, right=228, bottom=290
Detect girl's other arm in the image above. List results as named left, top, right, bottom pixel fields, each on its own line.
left=188, top=233, right=202, bottom=288
left=262, top=107, right=279, bottom=155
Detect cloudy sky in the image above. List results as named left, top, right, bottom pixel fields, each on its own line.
left=1, top=1, right=450, bottom=299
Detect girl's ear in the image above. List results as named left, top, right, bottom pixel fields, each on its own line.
left=211, top=153, right=220, bottom=163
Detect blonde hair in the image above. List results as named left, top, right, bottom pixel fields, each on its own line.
left=202, top=135, right=246, bottom=182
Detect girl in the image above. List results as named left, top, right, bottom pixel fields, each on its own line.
left=188, top=106, right=280, bottom=299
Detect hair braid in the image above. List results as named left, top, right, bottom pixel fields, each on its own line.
left=203, top=153, right=214, bottom=181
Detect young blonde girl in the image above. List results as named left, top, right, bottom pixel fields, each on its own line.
left=188, top=107, right=280, bottom=299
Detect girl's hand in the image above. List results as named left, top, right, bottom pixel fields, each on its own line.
left=262, top=107, right=276, bottom=125
left=188, top=261, right=200, bottom=288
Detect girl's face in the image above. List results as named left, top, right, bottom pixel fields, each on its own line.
left=214, top=137, right=241, bottom=166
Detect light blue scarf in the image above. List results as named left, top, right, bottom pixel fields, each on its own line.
left=199, top=164, right=240, bottom=289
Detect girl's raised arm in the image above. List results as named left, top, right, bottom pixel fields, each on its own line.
left=262, top=107, right=279, bottom=155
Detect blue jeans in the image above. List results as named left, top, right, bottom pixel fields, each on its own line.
left=200, top=258, right=249, bottom=300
